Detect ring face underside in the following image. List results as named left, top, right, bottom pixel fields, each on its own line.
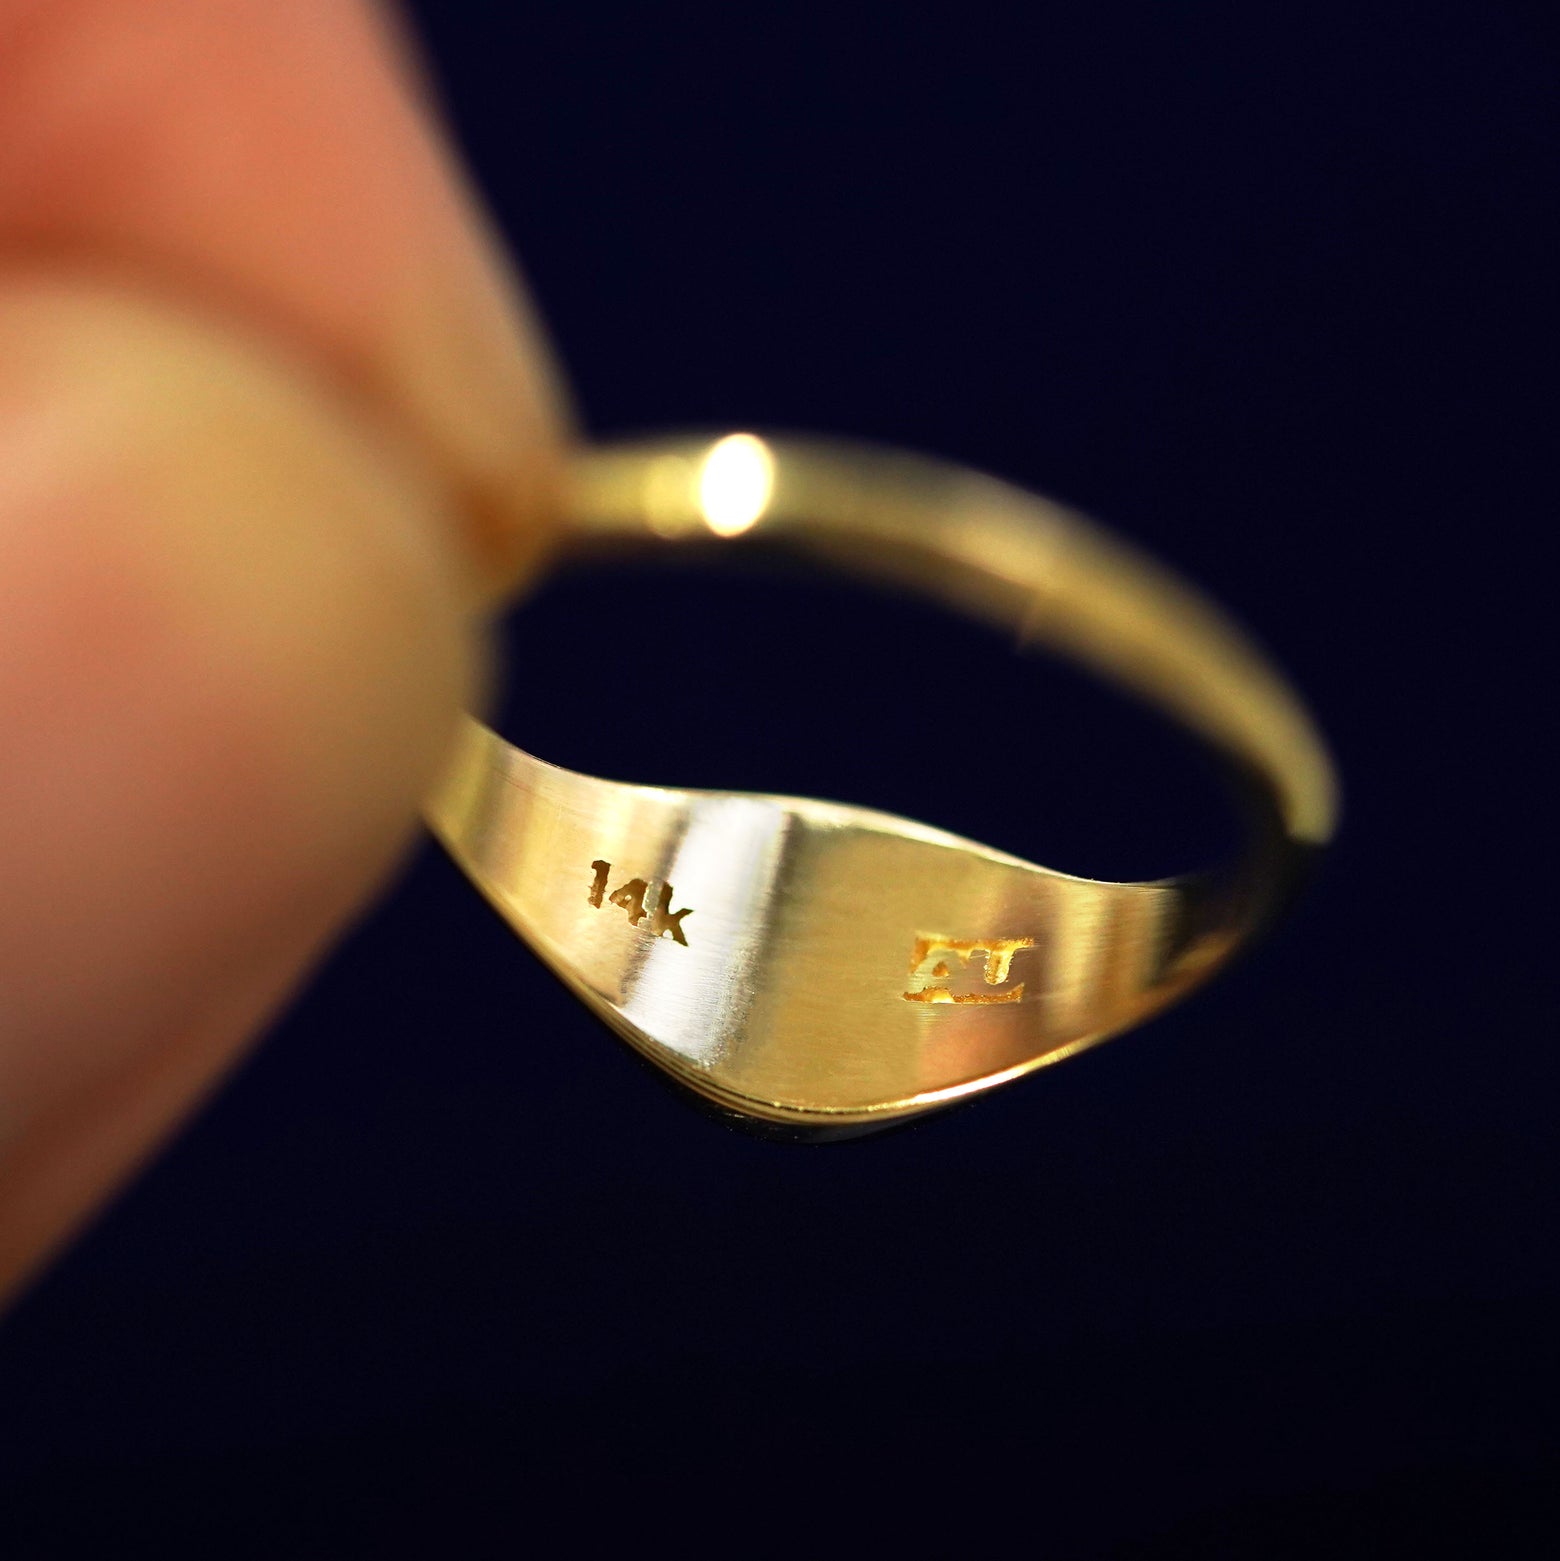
left=429, top=435, right=1338, bottom=1132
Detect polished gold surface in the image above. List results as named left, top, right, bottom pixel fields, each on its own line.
left=427, top=434, right=1338, bottom=1131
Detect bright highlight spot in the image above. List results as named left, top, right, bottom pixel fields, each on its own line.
left=698, top=434, right=774, bottom=537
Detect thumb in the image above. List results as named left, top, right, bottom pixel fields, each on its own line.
left=0, top=275, right=486, bottom=1299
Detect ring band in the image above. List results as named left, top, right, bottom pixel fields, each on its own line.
left=428, top=434, right=1338, bottom=1133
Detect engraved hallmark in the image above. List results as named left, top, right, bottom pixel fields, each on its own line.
left=902, top=935, right=1034, bottom=1005
left=589, top=860, right=693, bottom=945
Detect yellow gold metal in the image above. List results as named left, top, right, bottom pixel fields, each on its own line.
left=427, top=434, right=1338, bottom=1132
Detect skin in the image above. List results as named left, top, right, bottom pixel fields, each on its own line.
left=0, top=0, right=567, bottom=1304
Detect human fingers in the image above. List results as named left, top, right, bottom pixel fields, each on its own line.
left=0, top=2, right=565, bottom=1300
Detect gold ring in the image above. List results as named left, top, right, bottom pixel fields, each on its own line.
left=429, top=433, right=1338, bottom=1135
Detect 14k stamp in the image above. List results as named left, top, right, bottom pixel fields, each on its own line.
left=588, top=859, right=693, bottom=945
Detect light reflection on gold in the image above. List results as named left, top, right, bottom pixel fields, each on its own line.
left=698, top=434, right=774, bottom=537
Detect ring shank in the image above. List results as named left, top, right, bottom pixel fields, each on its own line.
left=570, top=437, right=1337, bottom=849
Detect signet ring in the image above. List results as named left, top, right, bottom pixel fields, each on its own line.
left=428, top=433, right=1338, bottom=1135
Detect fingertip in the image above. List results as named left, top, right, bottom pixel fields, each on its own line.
left=0, top=0, right=570, bottom=599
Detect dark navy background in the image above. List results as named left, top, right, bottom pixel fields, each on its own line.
left=2, top=3, right=1556, bottom=1554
